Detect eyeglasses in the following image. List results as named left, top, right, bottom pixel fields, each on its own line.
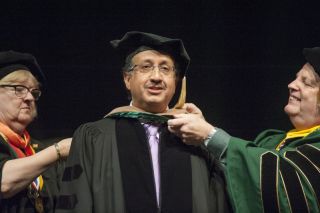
left=0, top=84, right=42, bottom=101
left=129, top=64, right=175, bottom=76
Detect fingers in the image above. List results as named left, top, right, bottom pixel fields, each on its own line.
left=184, top=103, right=202, bottom=114
left=167, top=116, right=185, bottom=127
left=168, top=125, right=183, bottom=138
left=169, top=129, right=203, bottom=146
left=181, top=137, right=201, bottom=146
left=168, top=125, right=177, bottom=133
left=167, top=107, right=210, bottom=147
left=168, top=113, right=202, bottom=128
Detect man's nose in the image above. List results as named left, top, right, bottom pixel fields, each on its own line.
left=149, top=67, right=162, bottom=78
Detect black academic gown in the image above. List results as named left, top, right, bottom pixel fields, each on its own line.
left=56, top=117, right=230, bottom=213
left=0, top=137, right=63, bottom=213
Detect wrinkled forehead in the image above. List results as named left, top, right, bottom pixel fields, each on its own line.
left=298, top=63, right=319, bottom=80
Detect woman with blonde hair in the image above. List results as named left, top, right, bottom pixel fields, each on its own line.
left=0, top=51, right=71, bottom=213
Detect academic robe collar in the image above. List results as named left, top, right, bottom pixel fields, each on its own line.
left=105, top=106, right=187, bottom=123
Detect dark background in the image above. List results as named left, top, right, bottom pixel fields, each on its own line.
left=1, top=0, right=320, bottom=140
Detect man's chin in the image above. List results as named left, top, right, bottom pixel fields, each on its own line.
left=144, top=101, right=168, bottom=113
left=145, top=96, right=165, bottom=104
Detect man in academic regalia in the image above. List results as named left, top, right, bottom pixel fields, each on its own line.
left=55, top=31, right=230, bottom=213
left=168, top=47, right=320, bottom=212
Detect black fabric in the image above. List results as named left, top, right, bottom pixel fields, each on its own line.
left=110, top=31, right=190, bottom=77
left=261, top=152, right=279, bottom=213
left=0, top=137, right=64, bottom=213
left=297, top=144, right=320, bottom=168
left=159, top=125, right=193, bottom=213
left=303, top=47, right=320, bottom=73
left=61, top=164, right=83, bottom=182
left=55, top=195, right=78, bottom=210
left=116, top=118, right=192, bottom=213
left=56, top=118, right=126, bottom=213
left=285, top=150, right=320, bottom=201
left=55, top=117, right=230, bottom=213
left=280, top=159, right=309, bottom=212
left=0, top=64, right=30, bottom=75
left=116, top=119, right=158, bottom=212
left=0, top=50, right=45, bottom=84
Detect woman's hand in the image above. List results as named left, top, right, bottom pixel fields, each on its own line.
left=56, top=138, right=72, bottom=159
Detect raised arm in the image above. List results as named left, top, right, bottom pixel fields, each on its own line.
left=1, top=138, right=71, bottom=198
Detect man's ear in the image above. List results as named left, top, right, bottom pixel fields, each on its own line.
left=123, top=72, right=131, bottom=90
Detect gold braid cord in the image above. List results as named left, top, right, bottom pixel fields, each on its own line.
left=174, top=76, right=186, bottom=109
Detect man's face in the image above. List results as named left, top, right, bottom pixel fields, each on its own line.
left=123, top=50, right=177, bottom=113
left=284, top=63, right=320, bottom=129
left=0, top=71, right=38, bottom=129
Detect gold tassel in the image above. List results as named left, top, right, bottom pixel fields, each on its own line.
left=174, top=76, right=186, bottom=109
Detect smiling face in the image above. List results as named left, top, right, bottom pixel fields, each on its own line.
left=284, top=63, right=320, bottom=130
left=123, top=50, right=177, bottom=113
left=0, top=70, right=39, bottom=134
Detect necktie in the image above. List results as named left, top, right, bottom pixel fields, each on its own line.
left=143, top=123, right=160, bottom=206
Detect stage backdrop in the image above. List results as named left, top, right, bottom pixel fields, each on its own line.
left=1, top=0, right=320, bottom=140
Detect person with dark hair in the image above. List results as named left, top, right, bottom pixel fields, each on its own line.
left=168, top=47, right=320, bottom=212
left=56, top=31, right=230, bottom=213
left=0, top=51, right=71, bottom=213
